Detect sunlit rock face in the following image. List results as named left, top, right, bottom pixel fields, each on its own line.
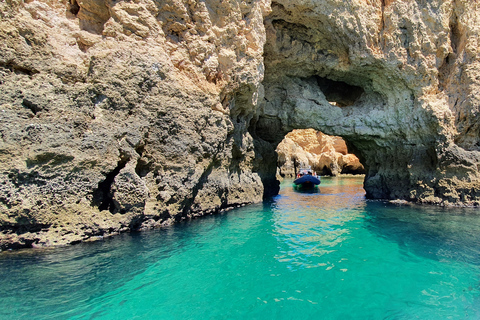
left=0, top=0, right=271, bottom=248
left=276, top=129, right=365, bottom=177
left=255, top=0, right=480, bottom=205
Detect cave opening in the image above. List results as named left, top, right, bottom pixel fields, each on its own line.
left=69, top=0, right=80, bottom=16
left=314, top=76, right=364, bottom=107
left=91, top=158, right=128, bottom=214
left=253, top=71, right=372, bottom=198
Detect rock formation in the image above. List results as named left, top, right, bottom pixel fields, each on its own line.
left=2, top=0, right=480, bottom=249
left=0, top=0, right=271, bottom=249
left=276, top=129, right=365, bottom=176
left=256, top=0, right=480, bottom=206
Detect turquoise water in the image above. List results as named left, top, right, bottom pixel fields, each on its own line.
left=2, top=176, right=480, bottom=319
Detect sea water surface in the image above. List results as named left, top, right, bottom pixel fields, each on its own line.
left=2, top=176, right=480, bottom=319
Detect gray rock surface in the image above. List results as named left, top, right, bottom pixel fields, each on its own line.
left=0, top=0, right=269, bottom=249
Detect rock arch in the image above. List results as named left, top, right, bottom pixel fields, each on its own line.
left=251, top=0, right=480, bottom=205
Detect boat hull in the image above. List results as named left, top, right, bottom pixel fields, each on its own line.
left=293, top=175, right=321, bottom=187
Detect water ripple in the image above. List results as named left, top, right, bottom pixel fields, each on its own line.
left=2, top=176, right=480, bottom=319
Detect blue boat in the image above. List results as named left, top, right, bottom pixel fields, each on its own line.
left=294, top=168, right=320, bottom=188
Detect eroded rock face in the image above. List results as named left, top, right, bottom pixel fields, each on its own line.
left=255, top=0, right=480, bottom=206
left=0, top=0, right=270, bottom=248
left=276, top=129, right=365, bottom=177
left=2, top=0, right=480, bottom=249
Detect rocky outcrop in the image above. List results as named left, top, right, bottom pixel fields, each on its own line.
left=276, top=129, right=365, bottom=177
left=2, top=0, right=480, bottom=249
left=255, top=0, right=480, bottom=206
left=0, top=0, right=271, bottom=249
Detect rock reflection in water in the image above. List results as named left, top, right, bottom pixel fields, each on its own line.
left=270, top=176, right=366, bottom=269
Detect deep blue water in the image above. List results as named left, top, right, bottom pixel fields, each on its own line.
left=1, top=176, right=480, bottom=319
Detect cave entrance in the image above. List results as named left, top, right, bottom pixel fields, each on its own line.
left=254, top=73, right=372, bottom=198
left=275, top=129, right=366, bottom=178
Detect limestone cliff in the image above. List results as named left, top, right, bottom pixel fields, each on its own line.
left=276, top=129, right=365, bottom=177
left=2, top=0, right=480, bottom=249
left=0, top=0, right=271, bottom=248
left=256, top=0, right=480, bottom=206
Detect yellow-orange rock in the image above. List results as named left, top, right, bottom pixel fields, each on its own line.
left=276, top=129, right=365, bottom=176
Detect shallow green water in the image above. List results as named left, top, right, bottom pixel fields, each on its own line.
left=2, top=176, right=480, bottom=319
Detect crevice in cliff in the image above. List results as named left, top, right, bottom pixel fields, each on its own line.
left=22, top=99, right=42, bottom=116
left=92, top=157, right=128, bottom=214
left=439, top=10, right=466, bottom=91
left=68, top=0, right=80, bottom=16
left=179, top=158, right=222, bottom=219
left=0, top=61, right=39, bottom=76
left=71, top=0, right=110, bottom=34
left=271, top=2, right=292, bottom=16
left=135, top=157, right=153, bottom=178
left=315, top=76, right=364, bottom=107
left=449, top=13, right=464, bottom=56
left=379, top=0, right=386, bottom=36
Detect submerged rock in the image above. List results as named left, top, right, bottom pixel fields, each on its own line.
left=1, top=0, right=480, bottom=249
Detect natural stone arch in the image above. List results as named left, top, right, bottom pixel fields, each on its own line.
left=250, top=0, right=480, bottom=205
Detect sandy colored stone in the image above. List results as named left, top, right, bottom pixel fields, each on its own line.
left=0, top=0, right=270, bottom=249
left=276, top=129, right=364, bottom=176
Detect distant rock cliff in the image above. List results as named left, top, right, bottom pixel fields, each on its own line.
left=276, top=129, right=364, bottom=177
left=2, top=0, right=480, bottom=249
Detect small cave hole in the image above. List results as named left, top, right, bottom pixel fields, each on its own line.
left=92, top=158, right=128, bottom=213
left=135, top=144, right=145, bottom=157
left=135, top=158, right=152, bottom=178
left=22, top=99, right=42, bottom=115
left=315, top=76, right=364, bottom=107
left=449, top=20, right=464, bottom=56
left=317, top=165, right=333, bottom=176
left=1, top=61, right=39, bottom=76
left=69, top=0, right=80, bottom=15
